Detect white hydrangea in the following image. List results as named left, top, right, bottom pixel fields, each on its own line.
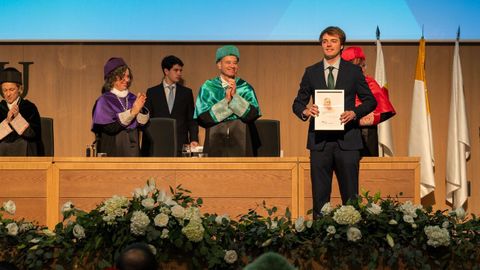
left=215, top=214, right=231, bottom=225
left=161, top=228, right=169, bottom=239
left=333, top=205, right=361, bottom=225
left=6, top=222, right=18, bottom=236
left=224, top=250, right=238, bottom=264
left=171, top=205, right=186, bottom=219
left=2, top=200, right=16, bottom=215
left=399, top=201, right=423, bottom=218
left=321, top=202, right=333, bottom=215
left=295, top=216, right=305, bottom=232
left=181, top=220, right=204, bottom=242
left=326, top=225, right=336, bottom=235
left=403, top=214, right=414, bottom=224
left=73, top=224, right=86, bottom=239
left=366, top=203, right=382, bottom=215
left=100, top=195, right=130, bottom=224
left=184, top=207, right=202, bottom=222
left=61, top=201, right=74, bottom=215
left=154, top=213, right=169, bottom=227
left=130, top=211, right=150, bottom=236
left=141, top=198, right=156, bottom=210
left=424, top=225, right=450, bottom=247
left=347, top=227, right=362, bottom=242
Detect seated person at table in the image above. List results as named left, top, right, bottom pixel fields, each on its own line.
left=194, top=45, right=261, bottom=157
left=92, top=57, right=149, bottom=157
left=0, top=67, right=43, bottom=156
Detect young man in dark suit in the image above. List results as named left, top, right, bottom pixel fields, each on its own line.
left=292, top=26, right=377, bottom=218
left=145, top=55, right=198, bottom=156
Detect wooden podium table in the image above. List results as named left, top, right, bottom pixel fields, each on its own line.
left=0, top=157, right=419, bottom=229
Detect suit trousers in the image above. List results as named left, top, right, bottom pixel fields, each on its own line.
left=310, top=141, right=360, bottom=218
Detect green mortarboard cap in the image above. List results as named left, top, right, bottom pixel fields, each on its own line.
left=215, top=45, right=240, bottom=62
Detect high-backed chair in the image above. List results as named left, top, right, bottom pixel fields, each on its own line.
left=40, top=117, right=54, bottom=156
left=143, top=118, right=177, bottom=157
left=255, top=119, right=281, bottom=157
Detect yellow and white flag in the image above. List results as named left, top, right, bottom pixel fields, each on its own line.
left=446, top=39, right=471, bottom=208
left=408, top=38, right=435, bottom=198
left=374, top=38, right=394, bottom=157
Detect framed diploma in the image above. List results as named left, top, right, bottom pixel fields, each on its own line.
left=314, top=90, right=344, bottom=130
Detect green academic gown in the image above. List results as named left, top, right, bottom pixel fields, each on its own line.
left=194, top=77, right=261, bottom=157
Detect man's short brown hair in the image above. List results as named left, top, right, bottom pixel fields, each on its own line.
left=319, top=26, right=346, bottom=45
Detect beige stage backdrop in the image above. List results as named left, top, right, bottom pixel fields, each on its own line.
left=0, top=42, right=479, bottom=213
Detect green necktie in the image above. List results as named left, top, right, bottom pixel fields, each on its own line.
left=327, top=66, right=335, bottom=89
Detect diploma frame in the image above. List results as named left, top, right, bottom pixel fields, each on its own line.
left=314, top=89, right=344, bottom=130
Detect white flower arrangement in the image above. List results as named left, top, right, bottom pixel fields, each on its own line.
left=399, top=201, right=423, bottom=218
left=141, top=198, right=156, bottom=210
left=154, top=213, right=169, bottom=227
left=347, top=227, right=362, bottom=242
left=295, top=216, right=306, bottom=232
left=321, top=202, right=333, bottom=215
left=130, top=211, right=150, bottom=236
left=61, top=201, right=74, bottom=214
left=326, top=225, right=336, bottom=235
left=333, top=205, right=361, bottom=225
left=224, top=250, right=238, bottom=264
left=181, top=219, right=204, bottom=242
left=73, top=224, right=85, bottom=239
left=171, top=205, right=186, bottom=219
left=424, top=225, right=450, bottom=247
left=6, top=222, right=18, bottom=236
left=100, top=195, right=130, bottom=224
left=366, top=203, right=382, bottom=215
left=2, top=200, right=16, bottom=215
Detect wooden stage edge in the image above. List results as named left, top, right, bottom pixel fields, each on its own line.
left=0, top=157, right=419, bottom=229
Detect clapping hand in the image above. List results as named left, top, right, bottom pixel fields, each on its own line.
left=131, top=93, right=146, bottom=115
left=7, top=104, right=19, bottom=122
left=225, top=78, right=236, bottom=102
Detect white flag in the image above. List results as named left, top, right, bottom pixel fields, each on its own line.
left=408, top=38, right=435, bottom=198
left=446, top=39, right=471, bottom=208
left=374, top=39, right=394, bottom=157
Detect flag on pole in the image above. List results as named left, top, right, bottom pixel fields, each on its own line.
left=408, top=37, right=435, bottom=198
left=374, top=30, right=394, bottom=157
left=446, top=34, right=471, bottom=209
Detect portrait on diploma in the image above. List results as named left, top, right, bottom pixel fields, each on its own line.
left=314, top=90, right=344, bottom=130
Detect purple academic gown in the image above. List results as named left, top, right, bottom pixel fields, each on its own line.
left=92, top=92, right=144, bottom=157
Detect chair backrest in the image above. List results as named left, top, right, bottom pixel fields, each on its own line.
left=144, top=117, right=177, bottom=157
left=40, top=117, right=54, bottom=156
left=255, top=119, right=281, bottom=157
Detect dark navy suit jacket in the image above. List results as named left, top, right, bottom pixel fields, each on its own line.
left=292, top=59, right=377, bottom=151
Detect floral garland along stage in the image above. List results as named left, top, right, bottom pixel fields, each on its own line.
left=1, top=179, right=479, bottom=269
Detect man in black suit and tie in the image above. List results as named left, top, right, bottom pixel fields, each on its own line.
left=292, top=26, right=377, bottom=218
left=145, top=55, right=198, bottom=156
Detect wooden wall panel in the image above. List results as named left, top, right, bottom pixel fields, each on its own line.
left=0, top=42, right=478, bottom=215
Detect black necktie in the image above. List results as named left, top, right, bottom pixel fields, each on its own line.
left=327, top=66, right=335, bottom=89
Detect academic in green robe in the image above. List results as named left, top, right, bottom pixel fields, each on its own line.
left=194, top=77, right=261, bottom=157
